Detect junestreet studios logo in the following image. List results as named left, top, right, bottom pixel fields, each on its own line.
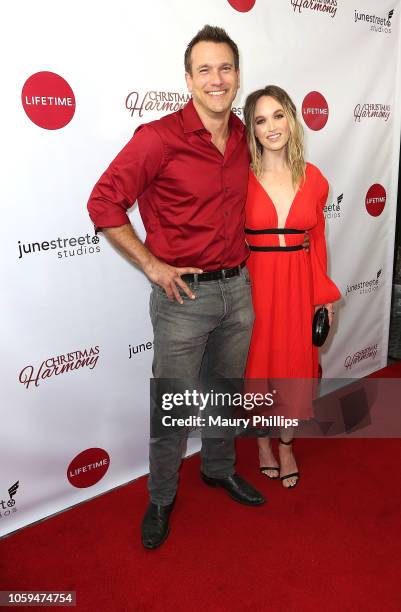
left=365, top=184, right=386, bottom=217
left=67, top=448, right=110, bottom=488
left=354, top=104, right=391, bottom=122
left=290, top=0, right=338, bottom=18
left=21, top=71, right=76, bottom=130
left=302, top=91, right=329, bottom=131
left=346, top=269, right=382, bottom=296
left=344, top=344, right=378, bottom=370
left=19, top=346, right=100, bottom=390
left=128, top=340, right=153, bottom=359
left=354, top=8, right=394, bottom=34
left=126, top=90, right=191, bottom=118
left=17, top=233, right=100, bottom=260
left=0, top=482, right=19, bottom=520
left=324, top=193, right=343, bottom=220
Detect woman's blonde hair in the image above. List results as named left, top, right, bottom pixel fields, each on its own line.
left=244, top=85, right=306, bottom=188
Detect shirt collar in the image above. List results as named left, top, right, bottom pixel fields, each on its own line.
left=182, top=98, right=245, bottom=136
left=182, top=98, right=205, bottom=133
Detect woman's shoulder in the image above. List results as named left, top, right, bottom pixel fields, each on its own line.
left=305, top=163, right=329, bottom=202
left=305, top=162, right=328, bottom=186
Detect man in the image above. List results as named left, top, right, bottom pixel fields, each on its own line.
left=87, top=25, right=265, bottom=550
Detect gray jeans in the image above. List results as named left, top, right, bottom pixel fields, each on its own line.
left=148, top=267, right=254, bottom=505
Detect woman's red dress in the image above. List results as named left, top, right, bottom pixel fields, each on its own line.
left=245, top=163, right=340, bottom=383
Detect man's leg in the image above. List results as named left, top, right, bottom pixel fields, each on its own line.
left=143, top=271, right=264, bottom=549
left=144, top=281, right=221, bottom=549
left=198, top=270, right=265, bottom=505
left=148, top=281, right=223, bottom=505
left=200, top=267, right=254, bottom=478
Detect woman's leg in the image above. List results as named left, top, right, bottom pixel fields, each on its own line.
left=258, top=436, right=280, bottom=479
left=278, top=427, right=299, bottom=488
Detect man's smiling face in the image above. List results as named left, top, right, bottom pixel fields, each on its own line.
left=185, top=41, right=240, bottom=119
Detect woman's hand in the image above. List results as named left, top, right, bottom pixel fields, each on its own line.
left=315, top=303, right=335, bottom=326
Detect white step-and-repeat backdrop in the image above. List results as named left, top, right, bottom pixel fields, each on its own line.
left=1, top=0, right=401, bottom=536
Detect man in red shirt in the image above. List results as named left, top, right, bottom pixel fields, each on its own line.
left=87, top=25, right=265, bottom=549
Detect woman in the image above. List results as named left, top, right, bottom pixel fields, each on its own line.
left=243, top=85, right=340, bottom=488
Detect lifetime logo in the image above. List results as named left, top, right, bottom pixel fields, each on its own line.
left=67, top=449, right=110, bottom=488
left=21, top=71, right=75, bottom=130
left=24, top=96, right=73, bottom=107
left=302, top=91, right=329, bottom=130
left=227, top=0, right=256, bottom=11
left=365, top=184, right=386, bottom=217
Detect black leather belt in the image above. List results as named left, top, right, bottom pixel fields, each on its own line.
left=181, top=261, right=245, bottom=283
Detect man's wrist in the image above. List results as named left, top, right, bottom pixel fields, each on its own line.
left=141, top=252, right=159, bottom=277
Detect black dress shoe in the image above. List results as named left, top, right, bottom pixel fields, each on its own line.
left=201, top=472, right=266, bottom=506
left=141, top=500, right=175, bottom=549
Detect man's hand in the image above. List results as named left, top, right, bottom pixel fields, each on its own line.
left=144, top=257, right=203, bottom=303
left=303, top=230, right=310, bottom=252
left=102, top=224, right=203, bottom=303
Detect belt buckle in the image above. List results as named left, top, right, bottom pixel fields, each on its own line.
left=221, top=268, right=226, bottom=280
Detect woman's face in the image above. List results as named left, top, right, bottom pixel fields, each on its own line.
left=253, top=95, right=290, bottom=153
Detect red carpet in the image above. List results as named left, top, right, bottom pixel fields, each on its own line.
left=1, top=365, right=401, bottom=611
left=368, top=360, right=401, bottom=377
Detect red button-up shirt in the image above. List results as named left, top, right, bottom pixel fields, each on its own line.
left=87, top=99, right=250, bottom=270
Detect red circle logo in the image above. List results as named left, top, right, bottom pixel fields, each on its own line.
left=67, top=448, right=110, bottom=488
left=365, top=184, right=386, bottom=217
left=227, top=0, right=256, bottom=11
left=21, top=71, right=76, bottom=130
left=302, top=91, right=329, bottom=131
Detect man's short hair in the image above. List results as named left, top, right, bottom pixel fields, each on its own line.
left=184, top=25, right=240, bottom=74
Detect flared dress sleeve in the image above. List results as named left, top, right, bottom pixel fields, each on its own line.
left=309, top=173, right=341, bottom=306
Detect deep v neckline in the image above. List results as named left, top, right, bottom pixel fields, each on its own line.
left=251, top=167, right=305, bottom=228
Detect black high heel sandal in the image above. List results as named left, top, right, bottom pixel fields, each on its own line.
left=279, top=439, right=300, bottom=489
left=259, top=466, right=280, bottom=480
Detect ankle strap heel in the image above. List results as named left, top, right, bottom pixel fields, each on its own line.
left=278, top=439, right=299, bottom=488
left=279, top=438, right=294, bottom=446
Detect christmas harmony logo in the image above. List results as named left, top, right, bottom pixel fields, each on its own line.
left=19, top=346, right=100, bottom=389
left=290, top=0, right=338, bottom=18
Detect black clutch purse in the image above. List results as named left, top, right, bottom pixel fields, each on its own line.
left=312, top=307, right=330, bottom=347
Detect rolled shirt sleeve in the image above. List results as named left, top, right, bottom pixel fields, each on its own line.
left=86, top=100, right=250, bottom=270
left=87, top=125, right=165, bottom=230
